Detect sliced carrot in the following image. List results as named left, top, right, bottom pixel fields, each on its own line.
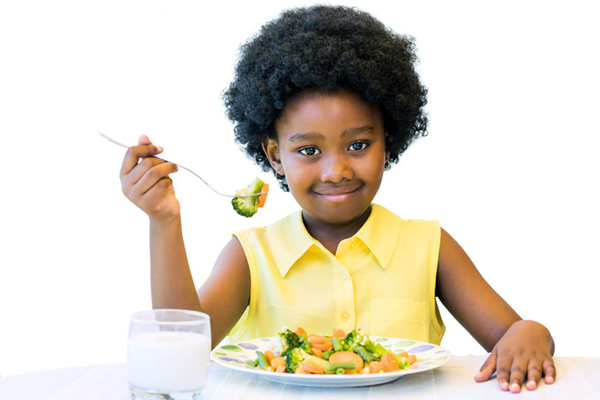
left=264, top=350, right=275, bottom=364
left=311, top=347, right=324, bottom=358
left=301, top=360, right=325, bottom=374
left=310, top=339, right=333, bottom=352
left=328, top=351, right=364, bottom=373
left=258, top=184, right=269, bottom=208
left=332, top=329, right=346, bottom=338
left=368, top=361, right=383, bottom=374
left=295, top=365, right=310, bottom=374
left=275, top=365, right=286, bottom=373
left=307, top=334, right=333, bottom=351
left=382, top=352, right=399, bottom=372
left=396, top=351, right=409, bottom=359
left=270, top=356, right=286, bottom=369
left=344, top=369, right=358, bottom=374
left=307, top=334, right=327, bottom=344
left=408, top=354, right=417, bottom=365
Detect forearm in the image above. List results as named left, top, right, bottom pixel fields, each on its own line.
left=149, top=215, right=201, bottom=311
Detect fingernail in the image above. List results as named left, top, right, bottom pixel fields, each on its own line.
left=156, top=146, right=164, bottom=153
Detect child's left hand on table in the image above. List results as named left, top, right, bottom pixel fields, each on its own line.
left=474, top=320, right=556, bottom=393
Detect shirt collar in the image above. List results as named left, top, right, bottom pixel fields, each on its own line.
left=354, top=204, right=401, bottom=270
left=267, top=210, right=318, bottom=278
left=267, top=204, right=401, bottom=278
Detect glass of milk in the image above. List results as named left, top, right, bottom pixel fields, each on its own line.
left=127, top=309, right=211, bottom=400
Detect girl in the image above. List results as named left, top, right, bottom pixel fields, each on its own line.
left=119, top=5, right=555, bottom=393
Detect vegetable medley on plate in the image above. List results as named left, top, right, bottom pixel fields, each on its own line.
left=247, top=327, right=418, bottom=375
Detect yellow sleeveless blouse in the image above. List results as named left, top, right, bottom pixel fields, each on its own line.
left=228, top=204, right=445, bottom=344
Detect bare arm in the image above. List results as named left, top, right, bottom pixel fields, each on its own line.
left=150, top=222, right=250, bottom=348
left=149, top=216, right=201, bottom=311
left=436, top=228, right=555, bottom=393
left=436, top=228, right=521, bottom=350
left=119, top=136, right=249, bottom=346
left=197, top=237, right=251, bottom=347
left=120, top=135, right=199, bottom=311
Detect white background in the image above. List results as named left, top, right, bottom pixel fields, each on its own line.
left=1, top=0, right=598, bottom=377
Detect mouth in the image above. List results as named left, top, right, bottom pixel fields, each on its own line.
left=314, top=183, right=363, bottom=203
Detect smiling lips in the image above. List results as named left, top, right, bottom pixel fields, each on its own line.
left=314, top=183, right=363, bottom=202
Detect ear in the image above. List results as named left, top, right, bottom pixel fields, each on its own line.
left=262, top=138, right=284, bottom=174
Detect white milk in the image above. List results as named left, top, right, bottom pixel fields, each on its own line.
left=127, top=331, right=211, bottom=393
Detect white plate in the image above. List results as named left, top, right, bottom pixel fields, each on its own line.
left=211, top=336, right=451, bottom=387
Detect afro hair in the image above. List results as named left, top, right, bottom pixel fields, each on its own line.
left=223, top=5, right=428, bottom=190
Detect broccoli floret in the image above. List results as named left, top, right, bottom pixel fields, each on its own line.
left=300, top=340, right=313, bottom=354
left=343, top=329, right=386, bottom=362
left=278, top=328, right=302, bottom=356
left=343, top=329, right=367, bottom=351
left=231, top=177, right=266, bottom=217
left=285, top=348, right=310, bottom=373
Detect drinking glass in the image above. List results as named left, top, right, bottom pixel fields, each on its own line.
left=127, top=309, right=211, bottom=400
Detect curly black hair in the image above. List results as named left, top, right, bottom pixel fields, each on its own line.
left=223, top=5, right=428, bottom=191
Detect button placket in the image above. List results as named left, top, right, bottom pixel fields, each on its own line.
left=334, top=251, right=355, bottom=330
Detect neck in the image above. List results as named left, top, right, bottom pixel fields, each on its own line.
left=302, top=206, right=372, bottom=254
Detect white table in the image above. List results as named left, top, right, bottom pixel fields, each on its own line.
left=1, top=356, right=599, bottom=399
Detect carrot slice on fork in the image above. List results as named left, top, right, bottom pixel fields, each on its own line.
left=258, top=184, right=269, bottom=208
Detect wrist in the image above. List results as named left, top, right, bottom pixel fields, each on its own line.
left=149, top=213, right=182, bottom=232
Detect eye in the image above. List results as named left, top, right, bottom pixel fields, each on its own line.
left=299, top=146, right=321, bottom=156
left=348, top=141, right=368, bottom=151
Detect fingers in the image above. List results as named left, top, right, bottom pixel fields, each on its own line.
left=138, top=134, right=152, bottom=145
left=131, top=160, right=178, bottom=194
left=543, top=357, right=556, bottom=385
left=494, top=352, right=528, bottom=393
left=474, top=351, right=496, bottom=383
left=474, top=321, right=556, bottom=392
left=122, top=158, right=178, bottom=200
left=119, top=136, right=179, bottom=212
left=477, top=351, right=556, bottom=393
left=524, top=359, right=543, bottom=390
left=119, top=136, right=164, bottom=180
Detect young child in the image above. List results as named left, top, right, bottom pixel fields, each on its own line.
left=119, top=5, right=555, bottom=393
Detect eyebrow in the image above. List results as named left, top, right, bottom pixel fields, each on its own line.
left=289, top=126, right=375, bottom=142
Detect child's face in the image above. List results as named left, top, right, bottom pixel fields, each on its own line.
left=264, top=89, right=388, bottom=227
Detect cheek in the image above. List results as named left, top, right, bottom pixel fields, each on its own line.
left=284, top=163, right=313, bottom=186
left=282, top=161, right=322, bottom=194
left=359, top=152, right=386, bottom=176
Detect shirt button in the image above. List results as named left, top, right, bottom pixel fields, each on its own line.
left=340, top=273, right=347, bottom=282
left=341, top=311, right=350, bottom=321
left=349, top=243, right=356, bottom=250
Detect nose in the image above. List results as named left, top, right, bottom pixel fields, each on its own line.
left=319, top=152, right=353, bottom=183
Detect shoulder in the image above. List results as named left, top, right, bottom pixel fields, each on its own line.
left=372, top=204, right=440, bottom=232
left=233, top=210, right=302, bottom=237
left=232, top=209, right=304, bottom=253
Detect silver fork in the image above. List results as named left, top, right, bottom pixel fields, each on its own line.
left=98, top=131, right=262, bottom=198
